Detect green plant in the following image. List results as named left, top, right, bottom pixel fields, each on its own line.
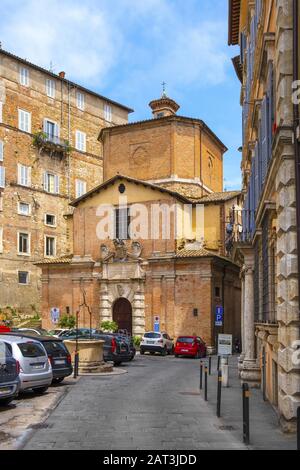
left=100, top=320, right=118, bottom=333
left=58, top=314, right=76, bottom=329
left=32, top=131, right=47, bottom=146
left=133, top=336, right=142, bottom=348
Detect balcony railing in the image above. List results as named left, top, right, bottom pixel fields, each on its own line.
left=33, top=132, right=70, bottom=155
left=225, top=209, right=256, bottom=255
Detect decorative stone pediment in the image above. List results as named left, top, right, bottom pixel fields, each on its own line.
left=100, top=240, right=143, bottom=263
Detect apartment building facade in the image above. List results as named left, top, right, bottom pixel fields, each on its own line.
left=228, top=0, right=300, bottom=431
left=0, top=48, right=132, bottom=314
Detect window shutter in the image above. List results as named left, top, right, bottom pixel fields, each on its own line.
left=18, top=164, right=22, bottom=185
left=254, top=142, right=259, bottom=210
left=27, top=167, right=31, bottom=187
left=0, top=141, right=3, bottom=162
left=43, top=172, right=48, bottom=191
left=267, top=63, right=274, bottom=162
left=0, top=167, right=5, bottom=188
left=54, top=175, right=59, bottom=194
left=261, top=97, right=268, bottom=182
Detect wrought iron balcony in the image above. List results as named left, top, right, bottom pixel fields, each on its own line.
left=225, top=208, right=256, bottom=255
left=33, top=131, right=70, bottom=155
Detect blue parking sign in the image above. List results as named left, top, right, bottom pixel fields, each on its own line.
left=215, top=306, right=223, bottom=327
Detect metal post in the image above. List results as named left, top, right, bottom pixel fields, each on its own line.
left=217, top=370, right=222, bottom=418
left=209, top=356, right=212, bottom=375
left=200, top=361, right=203, bottom=390
left=73, top=310, right=79, bottom=379
left=217, top=355, right=221, bottom=372
left=297, top=407, right=300, bottom=451
left=204, top=366, right=208, bottom=401
left=242, top=383, right=250, bottom=445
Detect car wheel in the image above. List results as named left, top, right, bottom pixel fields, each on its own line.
left=114, top=361, right=122, bottom=366
left=0, top=397, right=14, bottom=406
left=175, top=354, right=179, bottom=358
left=32, top=386, right=49, bottom=395
left=161, top=347, right=167, bottom=356
left=140, top=350, right=145, bottom=355
left=150, top=352, right=155, bottom=355
left=52, top=377, right=64, bottom=384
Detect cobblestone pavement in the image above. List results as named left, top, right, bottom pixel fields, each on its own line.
left=0, top=377, right=78, bottom=449
left=22, top=354, right=297, bottom=450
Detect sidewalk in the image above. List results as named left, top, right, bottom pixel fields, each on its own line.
left=203, top=355, right=297, bottom=450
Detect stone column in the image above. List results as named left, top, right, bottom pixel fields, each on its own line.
left=240, top=249, right=261, bottom=387
left=238, top=273, right=245, bottom=375
left=132, top=281, right=146, bottom=336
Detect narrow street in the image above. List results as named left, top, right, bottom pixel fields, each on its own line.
left=22, top=355, right=296, bottom=451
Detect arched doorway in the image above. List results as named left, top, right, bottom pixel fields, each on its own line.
left=113, top=298, right=132, bottom=334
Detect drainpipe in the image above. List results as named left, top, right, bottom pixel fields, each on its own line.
left=293, top=0, right=300, bottom=334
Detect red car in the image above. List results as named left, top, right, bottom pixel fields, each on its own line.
left=0, top=325, right=11, bottom=333
left=175, top=336, right=206, bottom=358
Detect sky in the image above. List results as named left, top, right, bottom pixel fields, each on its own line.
left=0, top=0, right=242, bottom=190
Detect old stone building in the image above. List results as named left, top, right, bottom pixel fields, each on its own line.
left=228, top=0, right=300, bottom=431
left=0, top=48, right=132, bottom=314
left=38, top=95, right=242, bottom=351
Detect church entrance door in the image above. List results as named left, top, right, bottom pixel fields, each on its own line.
left=112, top=298, right=133, bottom=335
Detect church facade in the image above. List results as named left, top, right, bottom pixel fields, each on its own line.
left=38, top=95, right=242, bottom=350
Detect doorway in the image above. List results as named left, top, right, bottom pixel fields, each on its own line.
left=113, top=298, right=132, bottom=334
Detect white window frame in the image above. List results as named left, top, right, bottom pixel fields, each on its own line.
left=17, top=231, right=31, bottom=256
left=75, top=179, right=87, bottom=198
left=76, top=92, right=85, bottom=110
left=104, top=103, right=112, bottom=122
left=43, top=118, right=60, bottom=142
left=0, top=166, right=5, bottom=188
left=44, top=213, right=56, bottom=227
left=0, top=141, right=3, bottom=162
left=44, top=172, right=60, bottom=194
left=20, top=67, right=29, bottom=86
left=75, top=130, right=86, bottom=152
left=18, top=271, right=29, bottom=285
left=46, top=79, right=55, bottom=98
left=18, top=109, right=31, bottom=133
left=18, top=201, right=31, bottom=216
left=0, top=226, right=3, bottom=253
left=17, top=164, right=31, bottom=187
left=44, top=235, right=56, bottom=258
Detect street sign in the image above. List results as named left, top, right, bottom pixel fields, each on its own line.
left=218, top=334, right=232, bottom=356
left=215, top=305, right=224, bottom=327
left=154, top=315, right=160, bottom=332
left=50, top=307, right=60, bottom=324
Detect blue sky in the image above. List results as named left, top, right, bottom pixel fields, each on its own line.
left=0, top=0, right=241, bottom=189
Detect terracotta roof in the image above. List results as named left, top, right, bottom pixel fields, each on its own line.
left=35, top=256, right=72, bottom=266
left=176, top=248, right=234, bottom=264
left=157, top=182, right=206, bottom=200
left=0, top=49, right=133, bottom=113
left=70, top=174, right=192, bottom=207
left=228, top=0, right=241, bottom=46
left=198, top=191, right=241, bottom=203
left=99, top=115, right=228, bottom=153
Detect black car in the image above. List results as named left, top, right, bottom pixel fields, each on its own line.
left=2, top=333, right=73, bottom=384
left=92, top=332, right=132, bottom=366
left=0, top=340, right=20, bottom=405
left=113, top=333, right=136, bottom=361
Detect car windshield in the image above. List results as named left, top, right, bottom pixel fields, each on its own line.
left=18, top=342, right=46, bottom=358
left=144, top=333, right=161, bottom=339
left=177, top=337, right=195, bottom=343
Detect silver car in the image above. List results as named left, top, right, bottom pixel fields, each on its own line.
left=0, top=335, right=53, bottom=394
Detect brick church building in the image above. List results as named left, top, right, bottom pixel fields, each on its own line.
left=39, top=93, right=241, bottom=350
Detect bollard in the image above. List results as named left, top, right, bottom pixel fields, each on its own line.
left=217, top=355, right=221, bottom=372
left=73, top=351, right=79, bottom=379
left=209, top=356, right=212, bottom=375
left=200, top=361, right=203, bottom=390
left=242, top=383, right=250, bottom=445
left=216, top=370, right=222, bottom=418
left=204, top=366, right=208, bottom=401
left=297, top=407, right=300, bottom=451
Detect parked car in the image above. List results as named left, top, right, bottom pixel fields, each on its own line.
left=0, top=335, right=52, bottom=394
left=3, top=333, right=73, bottom=384
left=47, top=329, right=70, bottom=338
left=0, top=325, right=11, bottom=333
left=114, top=333, right=136, bottom=361
left=140, top=332, right=174, bottom=356
left=59, top=328, right=94, bottom=340
left=92, top=332, right=132, bottom=366
left=0, top=340, right=20, bottom=406
left=12, top=328, right=49, bottom=337
left=174, top=336, right=207, bottom=359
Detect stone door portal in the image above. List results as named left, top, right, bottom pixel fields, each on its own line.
left=113, top=298, right=133, bottom=334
